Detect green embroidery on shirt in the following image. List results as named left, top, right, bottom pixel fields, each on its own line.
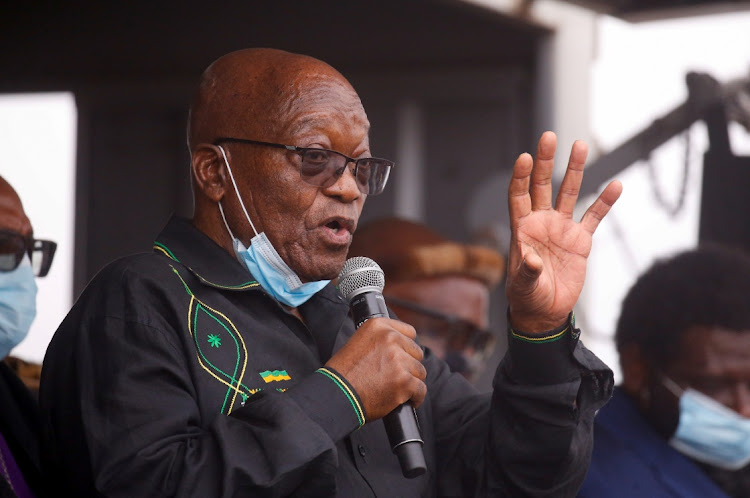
left=173, top=266, right=253, bottom=414
left=163, top=252, right=259, bottom=291
left=170, top=266, right=195, bottom=297
left=207, top=333, right=222, bottom=348
left=316, top=368, right=365, bottom=427
left=154, top=242, right=179, bottom=262
left=169, top=264, right=272, bottom=415
left=193, top=304, right=245, bottom=413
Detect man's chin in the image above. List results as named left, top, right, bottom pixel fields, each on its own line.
left=298, top=256, right=347, bottom=283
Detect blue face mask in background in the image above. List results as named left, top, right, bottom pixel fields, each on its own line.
left=663, top=376, right=750, bottom=470
left=217, top=145, right=329, bottom=308
left=0, top=256, right=37, bottom=359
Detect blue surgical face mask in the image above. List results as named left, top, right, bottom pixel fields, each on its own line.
left=662, top=375, right=750, bottom=470
left=0, top=255, right=37, bottom=358
left=217, top=145, right=329, bottom=308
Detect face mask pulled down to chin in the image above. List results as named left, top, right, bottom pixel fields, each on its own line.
left=663, top=376, right=750, bottom=471
left=216, top=145, right=329, bottom=308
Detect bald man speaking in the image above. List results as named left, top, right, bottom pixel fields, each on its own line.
left=40, top=48, right=621, bottom=497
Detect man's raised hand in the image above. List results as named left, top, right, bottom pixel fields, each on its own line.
left=506, top=131, right=622, bottom=333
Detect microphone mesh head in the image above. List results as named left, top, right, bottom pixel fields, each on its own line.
left=338, top=256, right=385, bottom=300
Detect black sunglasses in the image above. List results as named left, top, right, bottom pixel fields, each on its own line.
left=215, top=137, right=394, bottom=196
left=0, top=229, right=57, bottom=277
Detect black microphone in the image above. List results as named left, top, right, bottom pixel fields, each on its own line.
left=338, top=256, right=427, bottom=479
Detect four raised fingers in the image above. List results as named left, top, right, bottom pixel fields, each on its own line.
left=511, top=132, right=619, bottom=227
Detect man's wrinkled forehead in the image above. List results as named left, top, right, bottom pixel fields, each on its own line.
left=261, top=68, right=368, bottom=136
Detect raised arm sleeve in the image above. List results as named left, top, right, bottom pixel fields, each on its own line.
left=427, top=313, right=613, bottom=497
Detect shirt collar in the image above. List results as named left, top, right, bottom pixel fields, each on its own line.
left=299, top=283, right=352, bottom=360
left=153, top=215, right=262, bottom=291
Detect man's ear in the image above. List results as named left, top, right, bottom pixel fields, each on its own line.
left=192, top=144, right=227, bottom=203
left=619, top=343, right=650, bottom=398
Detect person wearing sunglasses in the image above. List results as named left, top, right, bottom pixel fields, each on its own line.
left=347, top=217, right=505, bottom=383
left=0, top=175, right=54, bottom=498
left=40, top=48, right=621, bottom=497
left=579, top=245, right=750, bottom=498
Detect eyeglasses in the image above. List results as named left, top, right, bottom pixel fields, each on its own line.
left=0, top=229, right=57, bottom=277
left=215, top=137, right=394, bottom=196
left=386, top=296, right=496, bottom=354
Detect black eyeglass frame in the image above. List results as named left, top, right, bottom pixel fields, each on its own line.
left=214, top=137, right=394, bottom=196
left=0, top=229, right=57, bottom=277
left=386, top=295, right=495, bottom=353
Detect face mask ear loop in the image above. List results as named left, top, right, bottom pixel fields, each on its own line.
left=218, top=202, right=237, bottom=241
left=661, top=374, right=685, bottom=398
left=217, top=145, right=259, bottom=238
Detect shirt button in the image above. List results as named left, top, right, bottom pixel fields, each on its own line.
left=358, top=444, right=367, bottom=457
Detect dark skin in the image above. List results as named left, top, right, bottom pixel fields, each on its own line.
left=189, top=50, right=369, bottom=279
left=187, top=48, right=622, bottom=422
left=0, top=176, right=33, bottom=238
left=672, top=326, right=750, bottom=418
left=621, top=325, right=750, bottom=438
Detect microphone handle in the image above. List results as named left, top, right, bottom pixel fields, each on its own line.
left=383, top=403, right=426, bottom=478
left=349, top=291, right=427, bottom=478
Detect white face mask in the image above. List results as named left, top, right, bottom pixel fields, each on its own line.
left=217, top=145, right=329, bottom=307
left=663, top=375, right=750, bottom=470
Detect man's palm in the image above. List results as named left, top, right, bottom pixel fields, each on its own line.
left=506, top=132, right=622, bottom=333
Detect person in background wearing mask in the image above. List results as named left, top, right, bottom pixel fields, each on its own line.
left=579, top=245, right=750, bottom=498
left=0, top=175, right=56, bottom=498
left=347, top=217, right=505, bottom=383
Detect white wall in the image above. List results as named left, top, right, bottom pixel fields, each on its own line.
left=461, top=0, right=750, bottom=381
left=532, top=0, right=599, bottom=170
left=0, top=93, right=77, bottom=364
left=581, top=11, right=750, bottom=380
